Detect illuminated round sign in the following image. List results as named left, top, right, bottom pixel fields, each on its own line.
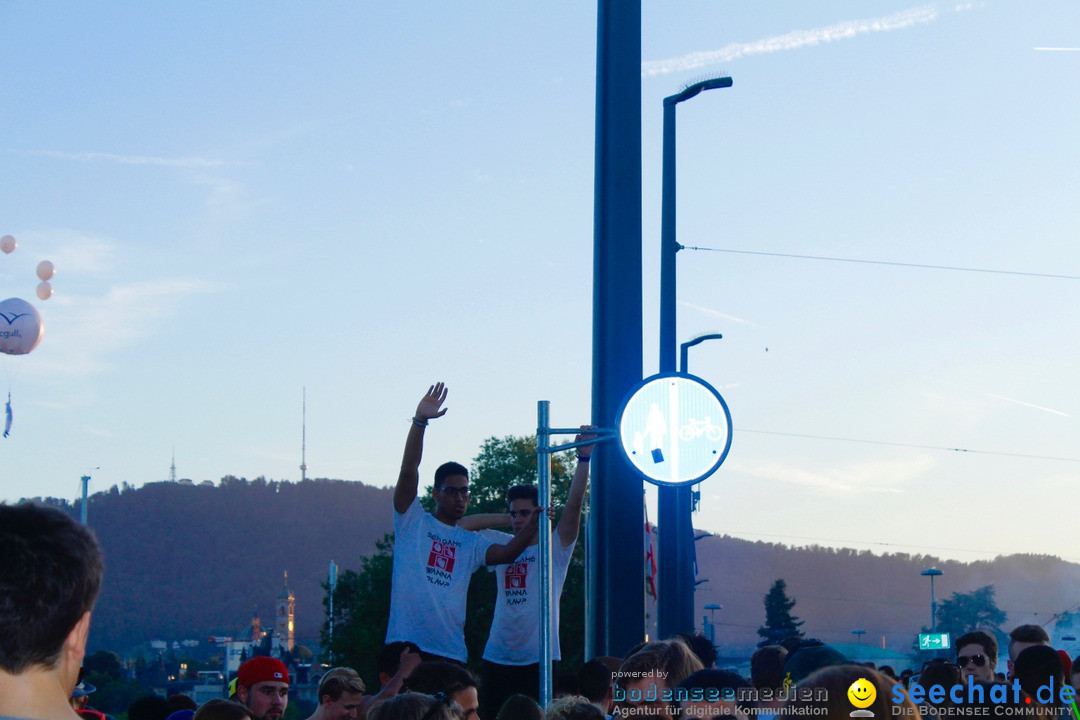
left=616, top=373, right=732, bottom=486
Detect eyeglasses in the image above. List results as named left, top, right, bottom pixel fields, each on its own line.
left=421, top=693, right=454, bottom=720
left=957, top=654, right=987, bottom=668
left=440, top=486, right=470, bottom=498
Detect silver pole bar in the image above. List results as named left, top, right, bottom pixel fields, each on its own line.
left=537, top=401, right=554, bottom=706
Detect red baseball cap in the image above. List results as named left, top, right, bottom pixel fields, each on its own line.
left=238, top=657, right=290, bottom=687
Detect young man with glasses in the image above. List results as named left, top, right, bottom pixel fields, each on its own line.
left=386, top=382, right=541, bottom=664
left=954, top=630, right=999, bottom=683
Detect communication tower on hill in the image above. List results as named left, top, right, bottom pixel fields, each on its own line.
left=300, top=387, right=308, bottom=482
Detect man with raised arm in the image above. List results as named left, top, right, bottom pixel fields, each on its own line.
left=468, top=427, right=595, bottom=714
left=385, top=381, right=542, bottom=664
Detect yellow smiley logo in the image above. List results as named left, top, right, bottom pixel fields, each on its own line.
left=847, top=678, right=877, bottom=709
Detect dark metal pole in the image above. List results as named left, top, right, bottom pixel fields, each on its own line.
left=656, top=79, right=731, bottom=641
left=590, top=0, right=644, bottom=659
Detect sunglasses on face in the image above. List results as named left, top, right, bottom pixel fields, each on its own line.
left=957, top=654, right=987, bottom=667
left=440, top=486, right=470, bottom=498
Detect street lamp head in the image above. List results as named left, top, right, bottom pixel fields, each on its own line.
left=921, top=568, right=943, bottom=577
left=665, top=75, right=733, bottom=106
left=704, top=603, right=723, bottom=610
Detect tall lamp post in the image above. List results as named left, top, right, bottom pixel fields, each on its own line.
left=657, top=76, right=732, bottom=640
left=921, top=567, right=943, bottom=633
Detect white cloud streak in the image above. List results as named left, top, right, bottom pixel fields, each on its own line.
left=985, top=393, right=1069, bottom=417
left=643, top=5, right=939, bottom=77
left=679, top=300, right=763, bottom=328
left=25, top=150, right=233, bottom=168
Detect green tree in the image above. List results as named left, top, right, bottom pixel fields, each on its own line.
left=932, top=585, right=1007, bottom=642
left=322, top=533, right=395, bottom=685
left=322, top=435, right=584, bottom=684
left=757, top=579, right=804, bottom=647
left=82, top=650, right=149, bottom=715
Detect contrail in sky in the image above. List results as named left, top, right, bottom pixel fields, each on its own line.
left=25, top=150, right=230, bottom=168
left=642, top=5, right=939, bottom=77
left=986, top=393, right=1069, bottom=417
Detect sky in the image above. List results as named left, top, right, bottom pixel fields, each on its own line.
left=1, top=1, right=1078, bottom=567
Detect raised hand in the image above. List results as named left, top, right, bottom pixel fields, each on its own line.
left=415, top=382, right=449, bottom=421
left=575, top=425, right=597, bottom=459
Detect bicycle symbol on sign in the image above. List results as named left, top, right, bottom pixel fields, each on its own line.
left=679, top=417, right=725, bottom=442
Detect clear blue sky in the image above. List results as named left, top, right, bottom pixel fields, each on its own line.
left=2, top=2, right=1077, bottom=563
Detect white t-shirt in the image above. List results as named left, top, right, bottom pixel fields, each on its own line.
left=481, top=528, right=576, bottom=665
left=385, top=498, right=494, bottom=661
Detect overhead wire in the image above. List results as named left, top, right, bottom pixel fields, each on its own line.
left=682, top=246, right=1080, bottom=281
left=737, top=428, right=1080, bottom=464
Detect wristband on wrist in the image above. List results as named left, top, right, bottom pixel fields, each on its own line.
left=576, top=455, right=590, bottom=462
left=412, top=417, right=429, bottom=427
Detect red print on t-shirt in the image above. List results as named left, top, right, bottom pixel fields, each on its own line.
left=505, top=562, right=529, bottom=589
left=427, top=541, right=456, bottom=573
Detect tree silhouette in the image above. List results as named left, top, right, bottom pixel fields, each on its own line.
left=757, top=579, right=804, bottom=647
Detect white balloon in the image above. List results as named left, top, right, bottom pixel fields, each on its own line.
left=36, top=282, right=53, bottom=301
left=0, top=298, right=43, bottom=355
left=0, top=235, right=16, bottom=254
left=36, top=260, right=55, bottom=281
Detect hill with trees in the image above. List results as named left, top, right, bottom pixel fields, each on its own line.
left=19, top=443, right=1080, bottom=666
left=27, top=476, right=394, bottom=652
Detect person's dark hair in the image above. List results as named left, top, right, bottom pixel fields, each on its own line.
left=576, top=660, right=612, bottom=704
left=777, top=636, right=806, bottom=654
left=496, top=694, right=543, bottom=720
left=507, top=485, right=539, bottom=506
left=128, top=695, right=174, bottom=720
left=378, top=642, right=421, bottom=678
left=677, top=632, right=717, bottom=669
left=368, top=692, right=457, bottom=720
left=918, top=659, right=962, bottom=691
left=0, top=502, right=104, bottom=673
left=193, top=700, right=253, bottom=720
left=1009, top=624, right=1050, bottom=646
left=169, top=695, right=198, bottom=712
left=402, top=661, right=478, bottom=697
left=750, top=645, right=788, bottom=691
left=956, top=630, right=999, bottom=660
left=678, top=669, right=753, bottom=713
left=433, top=462, right=468, bottom=490
left=878, top=665, right=897, bottom=680
left=1073, top=654, right=1080, bottom=676
left=1015, top=645, right=1064, bottom=705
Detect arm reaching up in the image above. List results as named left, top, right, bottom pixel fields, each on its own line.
left=557, top=426, right=595, bottom=548
left=394, top=382, right=448, bottom=514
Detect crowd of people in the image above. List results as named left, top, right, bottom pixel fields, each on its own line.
left=3, top=383, right=1080, bottom=720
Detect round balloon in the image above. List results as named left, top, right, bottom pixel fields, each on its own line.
left=36, top=282, right=53, bottom=300
left=36, top=260, right=55, bottom=281
left=0, top=235, right=16, bottom=254
left=0, top=298, right=44, bottom=355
